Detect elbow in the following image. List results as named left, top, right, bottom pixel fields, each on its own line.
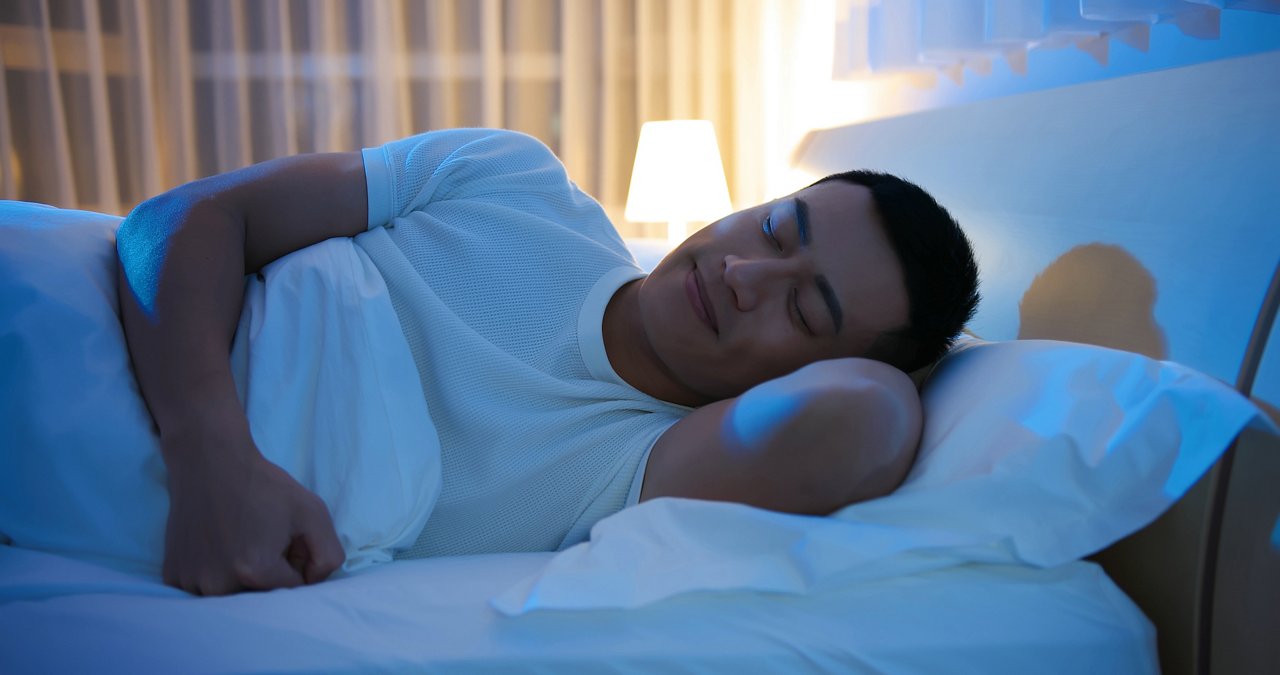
left=117, top=192, right=188, bottom=261
left=843, top=379, right=922, bottom=506
left=838, top=416, right=920, bottom=506
left=720, top=358, right=923, bottom=515
left=116, top=199, right=165, bottom=319
left=786, top=362, right=923, bottom=512
left=115, top=192, right=200, bottom=319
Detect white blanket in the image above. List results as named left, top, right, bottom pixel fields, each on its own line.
left=0, top=543, right=1158, bottom=674
left=0, top=201, right=440, bottom=575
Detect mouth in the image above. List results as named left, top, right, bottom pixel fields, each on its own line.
left=685, top=264, right=719, bottom=334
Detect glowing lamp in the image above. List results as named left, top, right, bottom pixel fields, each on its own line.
left=624, top=120, right=732, bottom=246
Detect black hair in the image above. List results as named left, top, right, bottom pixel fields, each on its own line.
left=811, top=170, right=980, bottom=372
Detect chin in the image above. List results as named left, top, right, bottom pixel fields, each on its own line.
left=674, top=367, right=747, bottom=405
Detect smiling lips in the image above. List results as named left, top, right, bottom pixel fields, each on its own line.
left=685, top=265, right=719, bottom=333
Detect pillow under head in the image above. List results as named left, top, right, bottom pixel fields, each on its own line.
left=494, top=337, right=1273, bottom=613
left=845, top=337, right=1271, bottom=567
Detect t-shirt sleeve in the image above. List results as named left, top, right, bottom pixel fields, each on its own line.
left=361, top=128, right=573, bottom=230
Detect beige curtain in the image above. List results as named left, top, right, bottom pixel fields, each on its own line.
left=0, top=0, right=798, bottom=239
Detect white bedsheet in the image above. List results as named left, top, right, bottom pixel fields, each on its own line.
left=0, top=544, right=1156, bottom=674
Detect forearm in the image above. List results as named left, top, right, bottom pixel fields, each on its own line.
left=111, top=153, right=364, bottom=594
left=116, top=189, right=256, bottom=469
left=117, top=151, right=368, bottom=468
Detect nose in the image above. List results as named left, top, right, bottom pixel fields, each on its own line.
left=723, top=254, right=804, bottom=311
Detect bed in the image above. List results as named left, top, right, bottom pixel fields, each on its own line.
left=2, top=53, right=1278, bottom=674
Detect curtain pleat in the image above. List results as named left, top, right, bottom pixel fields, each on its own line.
left=151, top=0, right=198, bottom=188
left=125, top=0, right=164, bottom=201
left=479, top=0, right=504, bottom=129
left=634, top=0, right=661, bottom=126
left=731, top=0, right=765, bottom=211
left=598, top=0, right=636, bottom=230
left=206, top=0, right=249, bottom=172
left=423, top=0, right=462, bottom=130
left=666, top=0, right=692, bottom=119
left=0, top=0, right=785, bottom=236
left=80, top=0, right=118, bottom=214
left=360, top=0, right=410, bottom=146
left=558, top=0, right=594, bottom=184
left=0, top=30, right=14, bottom=200
left=35, top=0, right=76, bottom=207
left=307, top=0, right=346, bottom=153
left=261, top=0, right=299, bottom=158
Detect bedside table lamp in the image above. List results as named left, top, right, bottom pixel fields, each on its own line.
left=624, top=120, right=732, bottom=247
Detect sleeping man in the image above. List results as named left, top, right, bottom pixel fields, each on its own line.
left=113, top=128, right=980, bottom=595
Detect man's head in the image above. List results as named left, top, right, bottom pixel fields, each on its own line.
left=810, top=170, right=980, bottom=373
left=635, top=171, right=978, bottom=405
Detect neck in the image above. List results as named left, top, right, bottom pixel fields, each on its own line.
left=603, top=279, right=706, bottom=408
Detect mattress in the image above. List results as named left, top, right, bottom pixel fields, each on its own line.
left=0, top=544, right=1156, bottom=673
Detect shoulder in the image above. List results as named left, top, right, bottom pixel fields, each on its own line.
left=367, top=128, right=577, bottom=217
left=369, top=128, right=563, bottom=183
left=641, top=358, right=922, bottom=514
left=437, top=129, right=569, bottom=192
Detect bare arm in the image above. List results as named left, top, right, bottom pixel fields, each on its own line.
left=640, top=358, right=922, bottom=514
left=116, top=152, right=368, bottom=595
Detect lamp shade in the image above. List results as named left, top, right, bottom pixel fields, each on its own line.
left=624, top=120, right=732, bottom=233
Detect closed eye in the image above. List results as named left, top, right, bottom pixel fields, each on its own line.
left=791, top=288, right=814, bottom=335
left=763, top=215, right=781, bottom=251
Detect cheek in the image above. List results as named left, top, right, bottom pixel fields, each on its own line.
left=711, top=219, right=736, bottom=237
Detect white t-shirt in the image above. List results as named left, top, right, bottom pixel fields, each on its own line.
left=355, top=128, right=690, bottom=557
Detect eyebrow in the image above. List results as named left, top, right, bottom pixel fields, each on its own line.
left=794, top=197, right=844, bottom=334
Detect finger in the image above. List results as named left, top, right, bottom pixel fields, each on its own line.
left=299, top=531, right=346, bottom=584
left=236, top=557, right=305, bottom=592
left=198, top=574, right=246, bottom=597
left=162, top=562, right=180, bottom=589
left=286, top=537, right=310, bottom=573
left=298, top=506, right=346, bottom=584
left=164, top=562, right=207, bottom=596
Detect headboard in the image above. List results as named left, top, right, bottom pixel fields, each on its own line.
left=793, top=50, right=1280, bottom=675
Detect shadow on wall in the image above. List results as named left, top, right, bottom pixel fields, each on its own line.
left=1017, top=243, right=1168, bottom=360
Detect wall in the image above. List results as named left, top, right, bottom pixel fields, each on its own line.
left=793, top=50, right=1280, bottom=385
left=774, top=5, right=1280, bottom=198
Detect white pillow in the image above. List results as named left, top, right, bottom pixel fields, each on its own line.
left=844, top=338, right=1270, bottom=565
left=623, top=237, right=672, bottom=273
left=494, top=338, right=1273, bottom=613
left=0, top=202, right=166, bottom=568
